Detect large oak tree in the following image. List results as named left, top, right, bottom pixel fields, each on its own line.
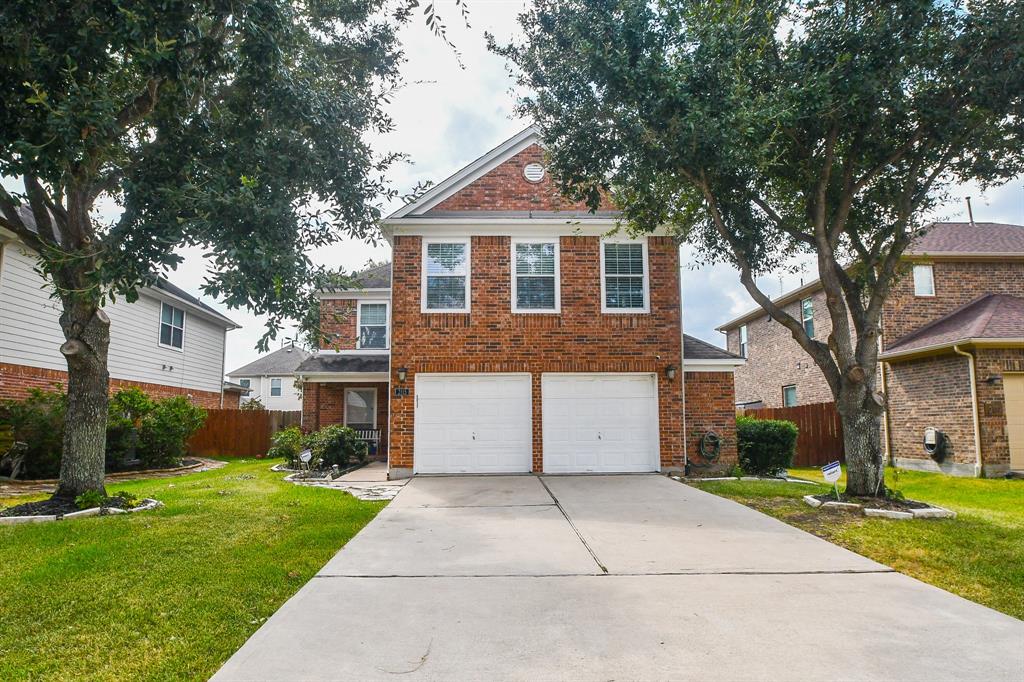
left=0, top=0, right=421, bottom=498
left=494, top=0, right=1024, bottom=495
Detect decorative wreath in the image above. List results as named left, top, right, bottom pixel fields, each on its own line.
left=698, top=430, right=722, bottom=462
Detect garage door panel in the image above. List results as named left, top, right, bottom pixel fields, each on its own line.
left=542, top=374, right=659, bottom=473
left=414, top=375, right=532, bottom=474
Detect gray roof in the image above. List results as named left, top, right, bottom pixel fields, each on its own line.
left=228, top=345, right=312, bottom=376
left=321, top=262, right=392, bottom=293
left=881, top=294, right=1024, bottom=359
left=683, top=334, right=743, bottom=360
left=906, top=222, right=1024, bottom=256
left=295, top=354, right=389, bottom=374
left=11, top=205, right=239, bottom=328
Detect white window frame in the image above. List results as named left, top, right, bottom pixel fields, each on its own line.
left=739, top=325, right=748, bottom=358
left=356, top=300, right=390, bottom=349
left=270, top=378, right=283, bottom=397
left=801, top=297, right=815, bottom=338
left=421, top=237, right=471, bottom=313
left=913, top=264, right=935, bottom=297
left=344, top=387, right=377, bottom=429
left=238, top=378, right=251, bottom=389
left=599, top=237, right=650, bottom=314
left=159, top=302, right=186, bottom=352
left=783, top=384, right=797, bottom=407
left=510, top=237, right=560, bottom=313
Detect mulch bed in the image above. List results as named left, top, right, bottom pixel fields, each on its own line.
left=812, top=493, right=930, bottom=511
left=0, top=495, right=133, bottom=518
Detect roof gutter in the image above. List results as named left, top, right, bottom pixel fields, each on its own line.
left=952, top=345, right=983, bottom=478
left=880, top=337, right=1024, bottom=361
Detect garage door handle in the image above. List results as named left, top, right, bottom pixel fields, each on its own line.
left=597, top=432, right=602, bottom=440
left=472, top=432, right=476, bottom=440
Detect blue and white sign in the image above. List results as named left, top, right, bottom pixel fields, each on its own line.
left=298, top=449, right=313, bottom=464
left=821, top=461, right=842, bottom=483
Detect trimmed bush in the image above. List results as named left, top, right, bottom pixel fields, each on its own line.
left=304, top=424, right=368, bottom=470
left=0, top=387, right=66, bottom=479
left=268, top=426, right=305, bottom=466
left=106, top=387, right=155, bottom=468
left=736, top=416, right=798, bottom=476
left=137, top=397, right=207, bottom=468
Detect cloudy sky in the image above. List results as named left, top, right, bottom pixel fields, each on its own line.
left=16, top=1, right=1024, bottom=373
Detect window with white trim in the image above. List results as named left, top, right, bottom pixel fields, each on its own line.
left=913, top=264, right=935, bottom=297
left=601, top=240, right=648, bottom=312
left=783, top=385, right=797, bottom=407
left=512, top=240, right=559, bottom=312
left=159, top=303, right=185, bottom=349
left=358, top=302, right=388, bottom=348
left=345, top=388, right=376, bottom=430
left=801, top=297, right=815, bottom=338
left=739, top=325, right=748, bottom=358
left=270, top=378, right=282, bottom=397
left=423, top=239, right=470, bottom=311
left=238, top=379, right=251, bottom=389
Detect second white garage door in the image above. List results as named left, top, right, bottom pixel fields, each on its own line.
left=414, top=374, right=533, bottom=474
left=542, top=374, right=660, bottom=473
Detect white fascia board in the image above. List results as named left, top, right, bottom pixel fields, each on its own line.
left=317, top=289, right=390, bottom=301
left=880, top=337, right=1024, bottom=361
left=296, top=372, right=390, bottom=383
left=389, top=126, right=541, bottom=218
left=683, top=359, right=746, bottom=372
left=386, top=219, right=667, bottom=239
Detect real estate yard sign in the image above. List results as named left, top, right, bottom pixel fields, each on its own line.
left=822, top=461, right=842, bottom=500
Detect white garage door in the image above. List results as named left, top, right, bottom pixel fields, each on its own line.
left=414, top=374, right=533, bottom=474
left=542, top=374, right=660, bottom=473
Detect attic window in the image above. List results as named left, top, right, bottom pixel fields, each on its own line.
left=523, top=163, right=545, bottom=183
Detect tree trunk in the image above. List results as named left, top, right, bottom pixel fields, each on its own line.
left=837, top=390, right=885, bottom=497
left=53, top=303, right=111, bottom=499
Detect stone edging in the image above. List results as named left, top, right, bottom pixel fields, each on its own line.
left=2, top=460, right=206, bottom=485
left=677, top=475, right=818, bottom=485
left=802, top=494, right=956, bottom=519
left=0, top=498, right=164, bottom=526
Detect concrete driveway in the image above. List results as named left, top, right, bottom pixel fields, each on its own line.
left=213, top=475, right=1023, bottom=681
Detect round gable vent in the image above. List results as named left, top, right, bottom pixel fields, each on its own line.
left=523, top=162, right=546, bottom=183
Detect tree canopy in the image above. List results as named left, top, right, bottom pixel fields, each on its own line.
left=494, top=0, right=1024, bottom=494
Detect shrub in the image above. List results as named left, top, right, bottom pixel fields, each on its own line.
left=0, top=386, right=66, bottom=479
left=240, top=397, right=266, bottom=411
left=137, top=397, right=207, bottom=468
left=304, top=424, right=368, bottom=470
left=106, top=387, right=155, bottom=468
left=268, top=426, right=305, bottom=466
left=736, top=416, right=798, bottom=476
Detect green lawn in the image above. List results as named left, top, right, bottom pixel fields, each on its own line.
left=0, top=459, right=385, bottom=681
left=692, top=467, right=1024, bottom=619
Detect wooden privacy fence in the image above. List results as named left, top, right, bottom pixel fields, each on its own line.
left=743, top=401, right=844, bottom=467
left=188, top=409, right=301, bottom=458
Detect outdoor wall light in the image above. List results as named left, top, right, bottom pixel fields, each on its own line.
left=665, top=364, right=677, bottom=381
left=397, top=367, right=408, bottom=382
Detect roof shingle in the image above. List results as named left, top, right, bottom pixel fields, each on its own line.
left=227, top=345, right=311, bottom=376
left=882, top=294, right=1024, bottom=358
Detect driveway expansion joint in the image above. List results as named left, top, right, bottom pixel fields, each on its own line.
left=538, top=476, right=608, bottom=574
left=315, top=569, right=898, bottom=579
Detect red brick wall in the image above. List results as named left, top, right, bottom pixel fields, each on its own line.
left=318, top=299, right=357, bottom=350
left=388, top=234, right=690, bottom=472
left=684, top=371, right=739, bottom=468
left=974, top=348, right=1024, bottom=471
left=727, top=288, right=839, bottom=407
left=300, top=381, right=389, bottom=458
left=427, top=144, right=613, bottom=214
left=883, top=260, right=1024, bottom=345
left=222, top=392, right=242, bottom=409
left=0, top=362, right=223, bottom=408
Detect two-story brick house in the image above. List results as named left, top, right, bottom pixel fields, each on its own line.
left=718, top=222, right=1024, bottom=477
left=296, top=126, right=744, bottom=478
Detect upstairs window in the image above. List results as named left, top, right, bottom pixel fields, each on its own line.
left=159, top=303, right=185, bottom=350
left=783, top=385, right=797, bottom=407
left=270, top=378, right=282, bottom=397
left=739, top=325, right=748, bottom=358
left=801, top=298, right=815, bottom=338
left=601, top=240, right=649, bottom=313
left=238, top=379, right=251, bottom=389
left=513, top=240, right=559, bottom=312
left=358, top=302, right=389, bottom=349
left=423, top=239, right=470, bottom=312
left=913, top=264, right=935, bottom=297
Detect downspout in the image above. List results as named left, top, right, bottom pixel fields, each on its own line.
left=953, top=345, right=983, bottom=477
left=877, top=334, right=892, bottom=465
left=678, top=249, right=688, bottom=473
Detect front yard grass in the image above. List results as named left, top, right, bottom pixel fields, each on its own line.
left=693, top=467, right=1024, bottom=620
left=0, top=458, right=385, bottom=681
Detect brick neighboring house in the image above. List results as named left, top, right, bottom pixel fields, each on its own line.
left=297, top=126, right=745, bottom=478
left=718, top=222, right=1024, bottom=477
left=1, top=208, right=241, bottom=408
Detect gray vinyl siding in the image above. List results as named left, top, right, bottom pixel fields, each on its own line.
left=0, top=242, right=227, bottom=394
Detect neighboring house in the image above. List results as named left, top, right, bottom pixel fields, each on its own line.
left=718, top=222, right=1024, bottom=477
left=0, top=209, right=241, bottom=407
left=226, top=344, right=311, bottom=411
left=222, top=381, right=252, bottom=409
left=297, top=126, right=745, bottom=478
